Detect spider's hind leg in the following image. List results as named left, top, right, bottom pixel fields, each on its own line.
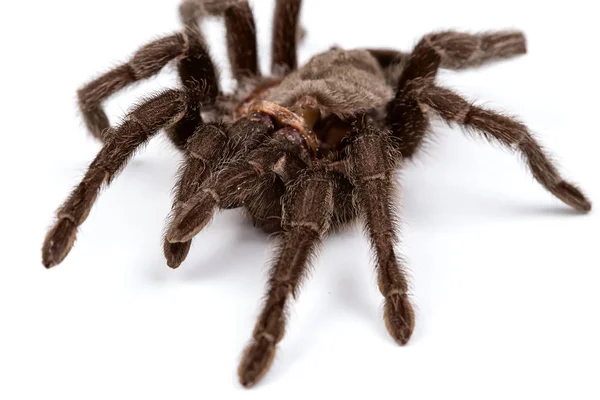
left=180, top=0, right=260, bottom=81
left=427, top=30, right=526, bottom=70
left=271, top=0, right=303, bottom=74
left=387, top=30, right=526, bottom=159
left=417, top=85, right=592, bottom=212
left=369, top=30, right=526, bottom=73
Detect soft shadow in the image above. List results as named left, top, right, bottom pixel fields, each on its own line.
left=178, top=213, right=274, bottom=282
left=140, top=209, right=275, bottom=285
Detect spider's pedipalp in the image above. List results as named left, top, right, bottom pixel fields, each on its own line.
left=347, top=120, right=415, bottom=345
left=238, top=165, right=334, bottom=388
left=163, top=123, right=229, bottom=268
left=418, top=85, right=592, bottom=212
left=43, top=90, right=187, bottom=268
left=166, top=117, right=287, bottom=244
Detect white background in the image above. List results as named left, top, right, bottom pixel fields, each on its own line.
left=0, top=0, right=598, bottom=398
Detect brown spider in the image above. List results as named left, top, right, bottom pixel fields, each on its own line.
left=41, top=0, right=592, bottom=388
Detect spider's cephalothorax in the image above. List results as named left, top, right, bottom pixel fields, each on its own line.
left=42, top=0, right=592, bottom=388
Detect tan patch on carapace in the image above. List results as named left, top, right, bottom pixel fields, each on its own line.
left=234, top=78, right=283, bottom=121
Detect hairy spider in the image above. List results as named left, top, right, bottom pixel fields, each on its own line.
left=42, top=0, right=592, bottom=388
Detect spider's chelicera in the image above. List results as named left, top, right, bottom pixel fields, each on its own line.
left=42, top=0, right=592, bottom=388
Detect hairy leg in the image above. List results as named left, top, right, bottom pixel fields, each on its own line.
left=237, top=166, right=334, bottom=388
left=42, top=90, right=187, bottom=268
left=369, top=30, right=525, bottom=72
left=429, top=30, right=526, bottom=70
left=386, top=33, right=442, bottom=157
left=272, top=0, right=303, bottom=74
left=224, top=1, right=259, bottom=80
left=77, top=34, right=188, bottom=140
left=179, top=0, right=260, bottom=81
left=347, top=119, right=415, bottom=344
left=388, top=30, right=526, bottom=158
left=418, top=85, right=591, bottom=212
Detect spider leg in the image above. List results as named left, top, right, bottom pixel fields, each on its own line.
left=388, top=31, right=525, bottom=158
left=163, top=113, right=276, bottom=267
left=237, top=166, right=334, bottom=388
left=42, top=90, right=187, bottom=268
left=168, top=24, right=220, bottom=149
left=368, top=30, right=525, bottom=72
left=77, top=28, right=212, bottom=141
left=180, top=0, right=260, bottom=81
left=347, top=118, right=415, bottom=345
left=272, top=0, right=303, bottom=74
left=417, top=84, right=592, bottom=212
left=431, top=30, right=526, bottom=70
left=166, top=127, right=307, bottom=244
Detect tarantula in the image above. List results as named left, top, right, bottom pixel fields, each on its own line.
left=42, top=0, right=591, bottom=388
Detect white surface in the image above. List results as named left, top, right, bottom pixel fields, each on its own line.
left=0, top=0, right=598, bottom=398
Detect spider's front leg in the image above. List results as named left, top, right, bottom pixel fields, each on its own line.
left=42, top=90, right=188, bottom=268
left=347, top=119, right=415, bottom=345
left=237, top=165, right=334, bottom=388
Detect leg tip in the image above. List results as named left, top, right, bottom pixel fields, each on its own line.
left=384, top=292, right=415, bottom=346
left=237, top=338, right=276, bottom=389
left=163, top=240, right=192, bottom=269
left=166, top=196, right=216, bottom=243
left=41, top=219, right=77, bottom=269
left=554, top=181, right=592, bottom=213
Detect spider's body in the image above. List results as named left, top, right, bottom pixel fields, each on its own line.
left=235, top=48, right=392, bottom=159
left=42, top=0, right=591, bottom=388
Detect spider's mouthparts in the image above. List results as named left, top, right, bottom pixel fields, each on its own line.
left=248, top=100, right=319, bottom=157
